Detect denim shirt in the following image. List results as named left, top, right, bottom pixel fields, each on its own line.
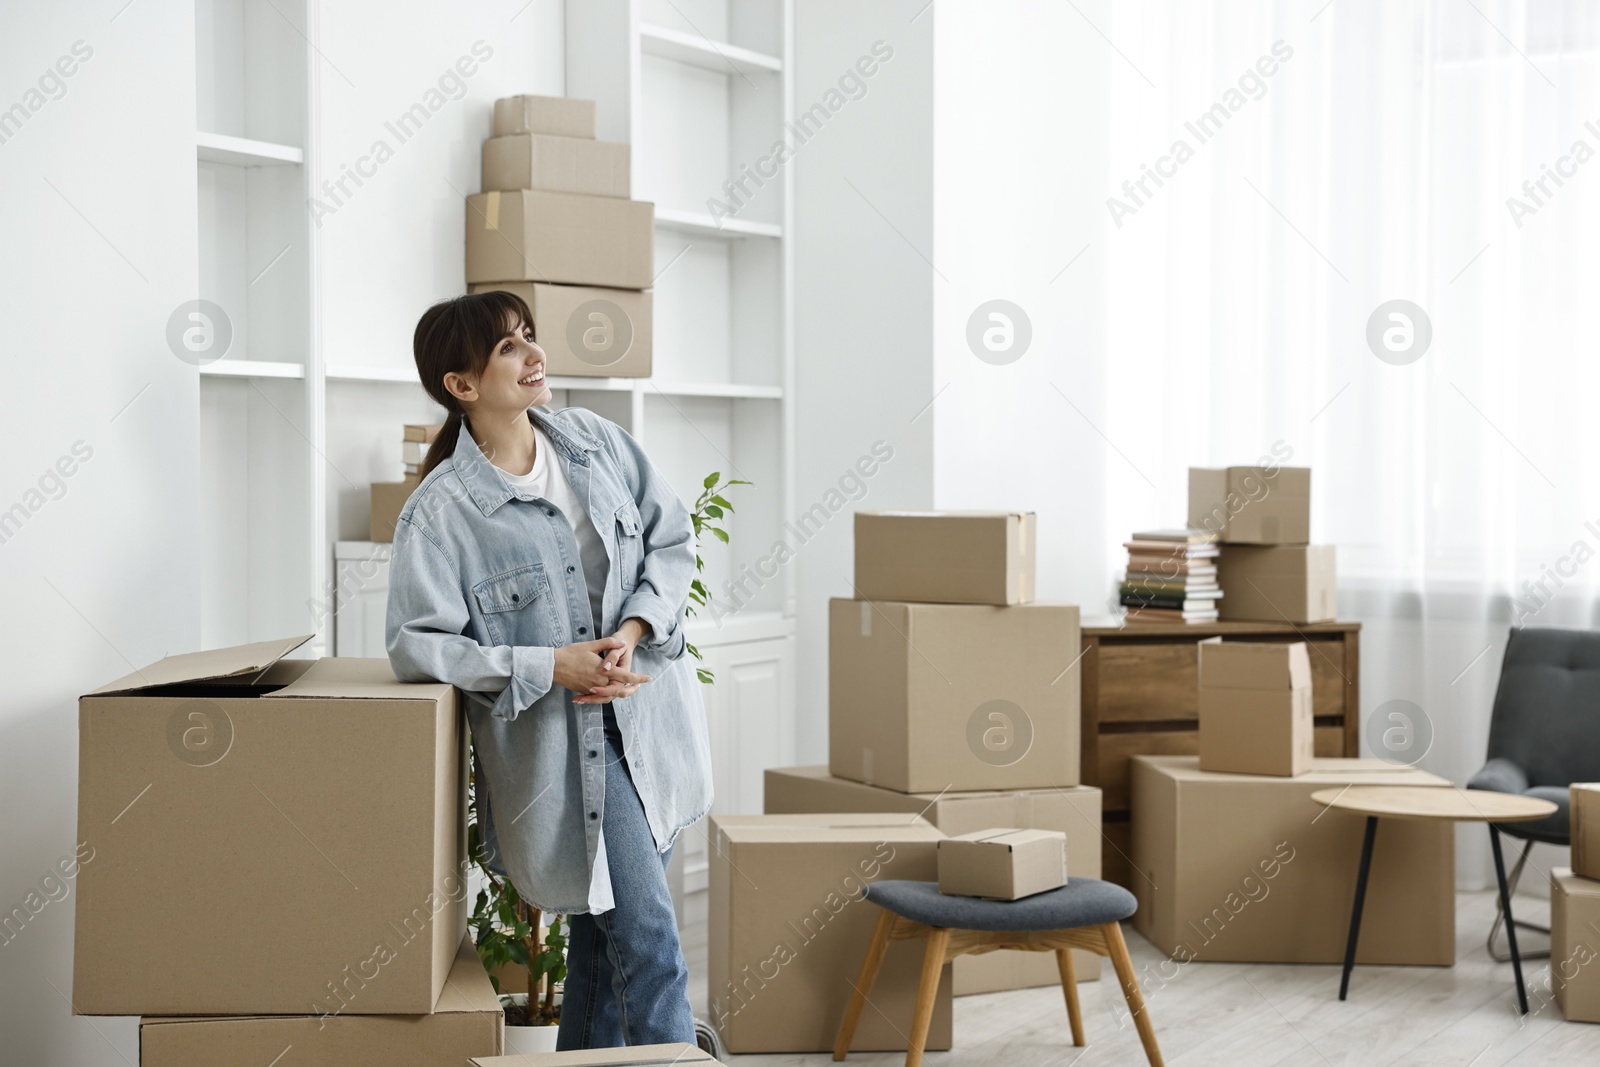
left=384, top=405, right=714, bottom=914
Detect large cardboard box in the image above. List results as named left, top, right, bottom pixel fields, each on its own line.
left=1198, top=638, right=1313, bottom=777
left=473, top=1046, right=714, bottom=1066
left=465, top=189, right=654, bottom=289
left=1131, top=756, right=1454, bottom=964
left=482, top=133, right=630, bottom=198
left=492, top=94, right=595, bottom=139
left=938, top=829, right=1067, bottom=900
left=74, top=637, right=468, bottom=1015
left=1218, top=544, right=1337, bottom=623
left=372, top=472, right=423, bottom=542
left=139, top=934, right=501, bottom=1065
left=828, top=599, right=1080, bottom=794
left=763, top=765, right=1102, bottom=993
left=708, top=813, right=952, bottom=1054
left=469, top=282, right=651, bottom=378
left=1571, top=784, right=1600, bottom=880
left=1551, top=867, right=1600, bottom=1023
left=853, top=510, right=1036, bottom=605
left=1189, top=466, right=1311, bottom=544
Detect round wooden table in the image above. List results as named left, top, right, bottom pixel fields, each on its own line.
left=1311, top=785, right=1558, bottom=1013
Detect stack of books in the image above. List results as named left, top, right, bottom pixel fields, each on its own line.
left=402, top=422, right=442, bottom=478
left=1120, top=529, right=1222, bottom=623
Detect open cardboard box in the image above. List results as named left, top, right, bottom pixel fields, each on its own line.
left=74, top=636, right=468, bottom=1015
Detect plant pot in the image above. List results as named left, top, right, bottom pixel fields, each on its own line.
left=502, top=992, right=561, bottom=1054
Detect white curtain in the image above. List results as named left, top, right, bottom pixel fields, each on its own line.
left=1100, top=0, right=1600, bottom=887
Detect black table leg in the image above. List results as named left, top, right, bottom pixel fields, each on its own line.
left=1339, top=815, right=1380, bottom=1001
left=1490, top=824, right=1529, bottom=1014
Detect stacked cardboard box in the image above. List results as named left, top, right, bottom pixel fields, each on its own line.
left=1189, top=465, right=1336, bottom=623
left=1551, top=784, right=1600, bottom=1021
left=72, top=635, right=503, bottom=1062
left=372, top=423, right=441, bottom=542
left=1197, top=638, right=1314, bottom=777
left=468, top=94, right=653, bottom=378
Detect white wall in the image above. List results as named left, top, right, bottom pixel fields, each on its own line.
left=792, top=0, right=937, bottom=762
left=0, top=2, right=198, bottom=1062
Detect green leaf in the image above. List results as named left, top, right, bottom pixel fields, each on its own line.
left=703, top=471, right=720, bottom=488
left=710, top=527, right=729, bottom=543
left=696, top=667, right=715, bottom=685
left=710, top=495, right=733, bottom=510
left=704, top=504, right=723, bottom=518
left=506, top=940, right=530, bottom=967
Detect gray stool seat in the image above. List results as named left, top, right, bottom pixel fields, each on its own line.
left=864, top=877, right=1137, bottom=931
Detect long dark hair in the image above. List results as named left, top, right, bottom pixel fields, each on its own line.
left=413, top=290, right=536, bottom=480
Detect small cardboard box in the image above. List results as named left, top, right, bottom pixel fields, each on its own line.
left=139, top=934, right=501, bottom=1065
left=74, top=638, right=468, bottom=1014
left=763, top=765, right=1102, bottom=992
left=938, top=829, right=1067, bottom=900
left=853, top=510, right=1036, bottom=605
left=469, top=282, right=651, bottom=377
left=708, top=813, right=952, bottom=1054
left=1189, top=466, right=1311, bottom=544
left=1571, top=784, right=1600, bottom=881
left=1551, top=867, right=1600, bottom=1023
left=828, top=599, right=1080, bottom=794
left=372, top=472, right=423, bottom=542
left=473, top=1046, right=714, bottom=1067
left=1198, top=638, right=1314, bottom=777
left=1131, top=756, right=1455, bottom=964
left=465, top=189, right=654, bottom=290
left=491, top=94, right=595, bottom=139
left=481, top=133, right=630, bottom=198
left=1218, top=544, right=1337, bottom=623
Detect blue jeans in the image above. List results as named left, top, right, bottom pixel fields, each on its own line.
left=556, top=713, right=695, bottom=1049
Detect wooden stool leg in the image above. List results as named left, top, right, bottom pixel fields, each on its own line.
left=1055, top=948, right=1086, bottom=1046
left=904, top=927, right=950, bottom=1067
left=833, top=908, right=896, bottom=1061
left=1103, top=921, right=1164, bottom=1067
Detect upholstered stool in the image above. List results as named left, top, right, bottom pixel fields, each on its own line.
left=833, top=877, right=1164, bottom=1067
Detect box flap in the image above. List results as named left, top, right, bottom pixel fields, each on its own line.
left=260, top=656, right=452, bottom=702
left=86, top=634, right=313, bottom=696
left=471, top=1044, right=712, bottom=1066
left=713, top=812, right=940, bottom=844
left=1554, top=866, right=1600, bottom=898
left=1199, top=640, right=1312, bottom=690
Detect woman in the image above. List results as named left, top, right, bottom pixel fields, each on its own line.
left=385, top=290, right=713, bottom=1049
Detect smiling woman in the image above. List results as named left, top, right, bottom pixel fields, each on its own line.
left=385, top=289, right=712, bottom=1051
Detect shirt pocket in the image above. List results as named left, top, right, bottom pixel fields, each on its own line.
left=615, top=500, right=643, bottom=591
left=472, top=563, right=558, bottom=647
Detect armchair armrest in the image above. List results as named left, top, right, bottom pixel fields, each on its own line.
left=1467, top=757, right=1530, bottom=795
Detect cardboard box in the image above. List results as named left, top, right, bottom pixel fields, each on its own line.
left=1551, top=867, right=1600, bottom=1023
left=74, top=637, right=468, bottom=1014
left=938, top=829, right=1067, bottom=900
left=473, top=1046, right=714, bottom=1067
left=762, top=765, right=1102, bottom=993
left=1572, top=784, right=1600, bottom=881
left=1189, top=466, right=1311, bottom=544
left=1131, top=756, right=1455, bottom=964
left=372, top=472, right=423, bottom=542
left=1217, top=544, right=1337, bottom=623
left=465, top=189, right=654, bottom=289
left=482, top=133, right=630, bottom=198
left=1198, top=638, right=1313, bottom=777
left=469, top=282, right=651, bottom=377
left=828, top=599, right=1080, bottom=794
left=492, top=94, right=595, bottom=139
left=853, top=511, right=1036, bottom=605
left=139, top=934, right=501, bottom=1065
left=708, top=813, right=952, bottom=1054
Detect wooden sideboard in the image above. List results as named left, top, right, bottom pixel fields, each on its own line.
left=1080, top=618, right=1362, bottom=889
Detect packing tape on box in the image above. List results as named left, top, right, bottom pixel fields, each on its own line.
left=860, top=601, right=872, bottom=637
left=483, top=190, right=500, bottom=230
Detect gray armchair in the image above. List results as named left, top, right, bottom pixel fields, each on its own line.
left=1466, top=627, right=1600, bottom=959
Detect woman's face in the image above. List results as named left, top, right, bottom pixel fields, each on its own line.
left=474, top=315, right=551, bottom=412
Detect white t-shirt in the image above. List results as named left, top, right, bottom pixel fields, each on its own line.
left=498, top=423, right=609, bottom=631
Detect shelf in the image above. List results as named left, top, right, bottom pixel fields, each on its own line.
left=651, top=381, right=782, bottom=399
left=326, top=364, right=418, bottom=383
left=323, top=365, right=780, bottom=399
left=196, top=131, right=304, bottom=167
left=198, top=359, right=305, bottom=379
left=639, top=23, right=781, bottom=76
left=655, top=207, right=781, bottom=239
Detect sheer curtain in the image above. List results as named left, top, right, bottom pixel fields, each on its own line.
left=1100, top=0, right=1600, bottom=886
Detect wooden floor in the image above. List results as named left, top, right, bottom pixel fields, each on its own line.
left=681, top=890, right=1600, bottom=1066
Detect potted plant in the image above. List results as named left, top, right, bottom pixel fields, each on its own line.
left=469, top=471, right=746, bottom=1053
